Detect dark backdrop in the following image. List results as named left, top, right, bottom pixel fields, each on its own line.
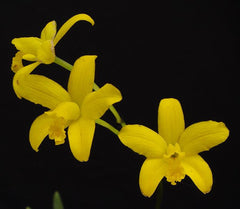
left=1, top=0, right=239, bottom=209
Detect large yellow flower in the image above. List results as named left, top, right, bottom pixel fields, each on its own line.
left=11, top=14, right=94, bottom=72
left=118, top=98, right=229, bottom=196
left=13, top=55, right=122, bottom=162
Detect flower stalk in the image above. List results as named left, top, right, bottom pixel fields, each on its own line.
left=95, top=118, right=119, bottom=135
left=54, top=56, right=73, bottom=71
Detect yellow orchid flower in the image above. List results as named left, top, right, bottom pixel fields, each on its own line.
left=13, top=55, right=122, bottom=162
left=11, top=14, right=94, bottom=71
left=118, top=98, right=229, bottom=196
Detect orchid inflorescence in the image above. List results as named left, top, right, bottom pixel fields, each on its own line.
left=11, top=14, right=229, bottom=199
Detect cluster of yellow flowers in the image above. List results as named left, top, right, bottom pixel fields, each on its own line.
left=11, top=14, right=229, bottom=198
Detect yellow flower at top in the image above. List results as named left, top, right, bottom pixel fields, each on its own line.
left=11, top=14, right=94, bottom=72
left=118, top=98, right=229, bottom=196
left=13, top=55, right=122, bottom=162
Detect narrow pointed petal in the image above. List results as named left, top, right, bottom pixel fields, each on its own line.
left=68, top=118, right=95, bottom=162
left=68, top=55, right=97, bottom=106
left=12, top=37, right=42, bottom=55
left=179, top=121, right=229, bottom=155
left=53, top=14, right=95, bottom=46
left=29, top=113, right=54, bottom=151
left=118, top=125, right=167, bottom=158
left=158, top=98, right=185, bottom=145
left=40, top=21, right=57, bottom=40
left=182, top=155, right=213, bottom=194
left=81, top=83, right=122, bottom=120
left=139, top=158, right=167, bottom=197
left=13, top=62, right=71, bottom=110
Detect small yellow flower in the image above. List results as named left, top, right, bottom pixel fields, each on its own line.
left=118, top=98, right=229, bottom=196
left=13, top=55, right=122, bottom=162
left=11, top=14, right=94, bottom=71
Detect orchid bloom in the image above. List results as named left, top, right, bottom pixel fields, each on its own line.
left=118, top=98, right=229, bottom=196
left=11, top=14, right=94, bottom=72
left=13, top=55, right=122, bottom=162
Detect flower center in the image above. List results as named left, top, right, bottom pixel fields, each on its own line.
left=171, top=152, right=179, bottom=158
left=164, top=143, right=185, bottom=185
left=48, top=116, right=67, bottom=145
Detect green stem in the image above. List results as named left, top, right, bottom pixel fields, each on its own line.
left=95, top=118, right=119, bottom=135
left=109, top=106, right=126, bottom=126
left=54, top=56, right=73, bottom=71
left=54, top=56, right=125, bottom=127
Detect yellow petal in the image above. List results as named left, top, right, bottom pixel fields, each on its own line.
left=40, top=21, right=57, bottom=41
left=11, top=51, right=24, bottom=73
left=118, top=125, right=167, bottom=158
left=45, top=101, right=80, bottom=122
left=68, top=117, right=95, bottom=162
left=158, top=98, right=185, bottom=145
left=179, top=121, right=229, bottom=155
left=29, top=102, right=79, bottom=152
left=139, top=158, right=167, bottom=197
left=81, top=83, right=122, bottom=120
left=36, top=40, right=55, bottom=64
left=29, top=113, right=54, bottom=151
left=13, top=62, right=40, bottom=99
left=12, top=37, right=42, bottom=55
left=22, top=54, right=37, bottom=61
left=68, top=55, right=97, bottom=106
left=181, top=155, right=213, bottom=194
left=13, top=62, right=71, bottom=110
left=53, top=14, right=95, bottom=46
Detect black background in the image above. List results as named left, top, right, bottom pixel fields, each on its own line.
left=1, top=0, right=239, bottom=209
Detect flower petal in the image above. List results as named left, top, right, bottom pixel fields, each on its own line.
left=11, top=51, right=24, bottom=73
left=179, top=121, right=229, bottom=155
left=12, top=37, right=42, bottom=55
left=13, top=62, right=40, bottom=98
left=13, top=62, right=71, bottom=110
left=22, top=54, right=37, bottom=61
left=139, top=158, right=167, bottom=197
left=181, top=155, right=213, bottom=194
left=53, top=14, right=95, bottom=46
left=118, top=125, right=167, bottom=158
left=40, top=21, right=57, bottom=41
left=81, top=83, right=122, bottom=120
left=158, top=98, right=185, bottom=145
left=67, top=55, right=97, bottom=106
left=36, top=40, right=55, bottom=64
left=29, top=113, right=54, bottom=151
left=68, top=117, right=95, bottom=162
left=45, top=101, right=80, bottom=122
